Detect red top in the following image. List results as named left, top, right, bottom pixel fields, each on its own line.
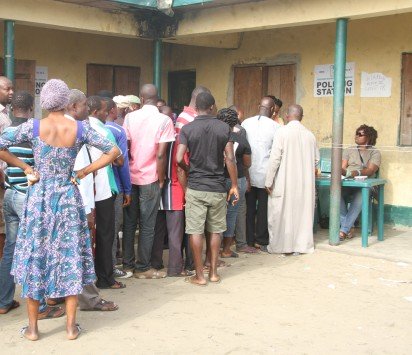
left=160, top=106, right=196, bottom=211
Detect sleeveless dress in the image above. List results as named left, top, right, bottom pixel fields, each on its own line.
left=0, top=119, right=114, bottom=300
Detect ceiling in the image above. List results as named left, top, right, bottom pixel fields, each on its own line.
left=53, top=0, right=257, bottom=13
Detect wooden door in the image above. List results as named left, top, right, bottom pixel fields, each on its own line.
left=0, top=59, right=36, bottom=96
left=114, top=66, right=140, bottom=96
left=87, top=64, right=113, bottom=96
left=400, top=54, right=412, bottom=145
left=168, top=70, right=196, bottom=115
left=234, top=66, right=266, bottom=119
left=267, top=64, right=296, bottom=119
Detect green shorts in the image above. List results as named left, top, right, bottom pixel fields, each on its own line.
left=185, top=188, right=227, bottom=235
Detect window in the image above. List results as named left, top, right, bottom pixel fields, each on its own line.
left=86, top=64, right=140, bottom=97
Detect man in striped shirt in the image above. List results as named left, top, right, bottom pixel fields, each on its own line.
left=0, top=77, right=13, bottom=255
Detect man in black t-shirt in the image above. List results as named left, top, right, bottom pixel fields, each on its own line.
left=176, top=92, right=239, bottom=286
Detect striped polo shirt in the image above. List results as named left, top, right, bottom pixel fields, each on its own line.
left=3, top=116, right=34, bottom=195
left=160, top=106, right=196, bottom=211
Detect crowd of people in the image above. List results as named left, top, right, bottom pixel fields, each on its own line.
left=0, top=75, right=381, bottom=340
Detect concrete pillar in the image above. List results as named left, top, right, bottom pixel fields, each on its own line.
left=329, top=18, right=348, bottom=246
left=3, top=20, right=15, bottom=81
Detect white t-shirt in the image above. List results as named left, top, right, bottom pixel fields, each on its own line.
left=88, top=116, right=113, bottom=202
left=65, top=114, right=95, bottom=214
left=242, top=115, right=280, bottom=188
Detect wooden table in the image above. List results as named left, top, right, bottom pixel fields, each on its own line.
left=315, top=177, right=387, bottom=247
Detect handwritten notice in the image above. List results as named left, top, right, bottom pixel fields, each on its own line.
left=361, top=72, right=392, bottom=97
left=314, top=62, right=355, bottom=97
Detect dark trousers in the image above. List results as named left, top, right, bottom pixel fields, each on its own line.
left=245, top=187, right=269, bottom=246
left=151, top=211, right=184, bottom=276
left=123, top=182, right=160, bottom=272
left=182, top=233, right=194, bottom=271
left=95, top=195, right=116, bottom=288
left=152, top=210, right=184, bottom=275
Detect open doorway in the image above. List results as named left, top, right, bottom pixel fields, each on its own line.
left=168, top=70, right=196, bottom=115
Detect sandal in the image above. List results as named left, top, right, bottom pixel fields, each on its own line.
left=38, top=306, right=65, bottom=320
left=86, top=299, right=118, bottom=312
left=98, top=281, right=126, bottom=289
left=339, top=231, right=347, bottom=241
left=237, top=245, right=260, bottom=254
left=0, top=300, right=20, bottom=314
left=168, top=270, right=195, bottom=277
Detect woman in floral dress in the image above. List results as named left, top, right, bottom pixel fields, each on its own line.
left=0, top=79, right=120, bottom=340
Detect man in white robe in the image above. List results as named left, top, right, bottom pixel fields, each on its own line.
left=264, top=105, right=319, bottom=254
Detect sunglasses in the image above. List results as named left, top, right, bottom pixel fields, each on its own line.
left=356, top=132, right=366, bottom=137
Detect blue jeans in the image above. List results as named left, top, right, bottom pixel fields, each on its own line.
left=340, top=188, right=362, bottom=234
left=224, top=177, right=247, bottom=238
left=0, top=189, right=25, bottom=309
left=122, top=182, right=160, bottom=272
left=0, top=189, right=46, bottom=311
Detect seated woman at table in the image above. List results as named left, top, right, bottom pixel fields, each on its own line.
left=340, top=124, right=381, bottom=240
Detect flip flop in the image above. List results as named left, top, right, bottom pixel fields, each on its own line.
left=20, top=326, right=38, bottom=341
left=184, top=275, right=207, bottom=287
left=209, top=276, right=221, bottom=284
left=38, top=306, right=65, bottom=320
left=68, top=323, right=83, bottom=340
left=0, top=300, right=20, bottom=314
left=220, top=251, right=239, bottom=258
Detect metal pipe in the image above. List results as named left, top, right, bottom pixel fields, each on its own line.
left=4, top=20, right=15, bottom=81
left=153, top=38, right=162, bottom=95
left=329, top=18, right=348, bottom=246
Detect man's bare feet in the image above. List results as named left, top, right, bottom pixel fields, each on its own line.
left=209, top=274, right=221, bottom=283
left=204, top=259, right=227, bottom=270
left=20, top=326, right=39, bottom=341
left=66, top=324, right=81, bottom=340
left=184, top=275, right=207, bottom=287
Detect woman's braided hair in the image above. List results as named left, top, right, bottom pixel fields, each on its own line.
left=217, top=108, right=238, bottom=128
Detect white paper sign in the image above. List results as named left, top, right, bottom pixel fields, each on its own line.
left=361, top=72, right=392, bottom=97
left=35, top=66, right=48, bottom=119
left=314, top=62, right=355, bottom=97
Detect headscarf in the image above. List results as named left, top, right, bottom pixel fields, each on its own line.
left=40, top=79, right=70, bottom=112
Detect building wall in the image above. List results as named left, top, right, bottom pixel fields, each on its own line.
left=0, top=24, right=153, bottom=95
left=165, top=13, right=412, bottom=224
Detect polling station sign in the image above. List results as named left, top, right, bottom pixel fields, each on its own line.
left=314, top=62, right=355, bottom=97
left=35, top=66, right=48, bottom=119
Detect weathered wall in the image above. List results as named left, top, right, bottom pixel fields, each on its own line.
left=165, top=13, right=412, bottom=213
left=0, top=24, right=153, bottom=94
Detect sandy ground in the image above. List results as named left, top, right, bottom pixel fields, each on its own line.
left=1, top=248, right=411, bottom=354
